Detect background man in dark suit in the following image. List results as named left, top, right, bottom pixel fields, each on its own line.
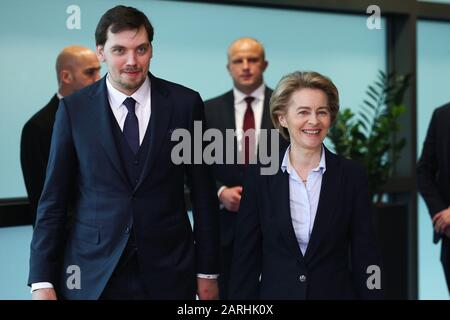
left=29, top=5, right=219, bottom=300
left=20, top=45, right=101, bottom=227
left=204, top=37, right=273, bottom=299
left=417, top=104, right=450, bottom=293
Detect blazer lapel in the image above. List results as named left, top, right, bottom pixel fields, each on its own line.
left=222, top=91, right=236, bottom=130
left=304, top=147, right=341, bottom=261
left=91, top=77, right=129, bottom=186
left=135, top=74, right=173, bottom=191
left=260, top=87, right=273, bottom=130
left=270, top=168, right=306, bottom=264
left=220, top=91, right=238, bottom=162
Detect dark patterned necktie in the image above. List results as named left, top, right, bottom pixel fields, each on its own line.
left=123, top=97, right=139, bottom=154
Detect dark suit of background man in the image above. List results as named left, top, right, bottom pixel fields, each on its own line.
left=417, top=103, right=450, bottom=293
left=29, top=5, right=219, bottom=300
left=204, top=37, right=273, bottom=299
left=20, top=46, right=101, bottom=227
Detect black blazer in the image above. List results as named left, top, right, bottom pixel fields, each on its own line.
left=229, top=146, right=382, bottom=299
left=417, top=103, right=450, bottom=248
left=20, top=94, right=59, bottom=226
left=28, top=74, right=220, bottom=299
left=204, top=88, right=279, bottom=246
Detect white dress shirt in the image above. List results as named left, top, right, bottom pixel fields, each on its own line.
left=233, top=83, right=266, bottom=154
left=281, top=145, right=326, bottom=256
left=106, top=75, right=151, bottom=144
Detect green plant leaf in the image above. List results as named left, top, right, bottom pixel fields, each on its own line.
left=327, top=69, right=410, bottom=202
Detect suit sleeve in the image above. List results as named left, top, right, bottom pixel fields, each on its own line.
left=20, top=122, right=48, bottom=226
left=228, top=164, right=262, bottom=299
left=185, top=93, right=220, bottom=275
left=203, top=102, right=228, bottom=194
left=28, top=99, right=76, bottom=286
left=417, top=108, right=448, bottom=218
left=351, top=165, right=383, bottom=299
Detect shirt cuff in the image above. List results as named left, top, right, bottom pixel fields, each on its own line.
left=217, top=186, right=227, bottom=199
left=197, top=273, right=219, bottom=279
left=31, top=282, right=54, bottom=293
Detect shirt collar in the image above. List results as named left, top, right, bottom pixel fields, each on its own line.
left=233, top=82, right=266, bottom=104
left=106, top=74, right=151, bottom=111
left=56, top=92, right=63, bottom=100
left=281, top=145, right=327, bottom=174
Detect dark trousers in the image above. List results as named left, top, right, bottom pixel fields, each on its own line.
left=100, top=251, right=149, bottom=300
left=441, top=238, right=450, bottom=294
left=442, top=263, right=450, bottom=295
left=219, top=243, right=233, bottom=300
left=100, top=235, right=150, bottom=300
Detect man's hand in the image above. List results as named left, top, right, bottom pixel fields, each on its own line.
left=432, top=207, right=450, bottom=236
left=197, top=278, right=219, bottom=300
left=219, top=186, right=243, bottom=212
left=32, top=288, right=57, bottom=300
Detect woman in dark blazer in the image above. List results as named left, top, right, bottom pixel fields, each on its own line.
left=229, top=71, right=382, bottom=300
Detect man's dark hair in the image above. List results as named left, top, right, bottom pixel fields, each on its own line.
left=95, top=5, right=154, bottom=46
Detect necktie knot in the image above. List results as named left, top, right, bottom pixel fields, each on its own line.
left=123, top=97, right=136, bottom=113
left=244, top=96, right=255, bottom=107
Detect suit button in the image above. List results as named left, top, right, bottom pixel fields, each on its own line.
left=133, top=160, right=139, bottom=165
left=125, top=227, right=131, bottom=234
left=299, top=275, right=307, bottom=282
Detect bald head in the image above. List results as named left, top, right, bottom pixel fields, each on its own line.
left=227, top=37, right=268, bottom=95
left=56, top=45, right=101, bottom=96
left=227, top=37, right=266, bottom=61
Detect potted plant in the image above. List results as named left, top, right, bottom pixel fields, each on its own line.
left=327, top=70, right=411, bottom=299
left=328, top=70, right=411, bottom=203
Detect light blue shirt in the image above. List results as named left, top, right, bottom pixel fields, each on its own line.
left=281, top=145, right=326, bottom=256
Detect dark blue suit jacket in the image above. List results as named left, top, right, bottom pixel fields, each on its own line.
left=417, top=103, right=450, bottom=282
left=229, top=146, right=382, bottom=299
left=28, top=74, right=219, bottom=299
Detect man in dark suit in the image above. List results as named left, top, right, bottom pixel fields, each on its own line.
left=20, top=46, right=101, bottom=227
left=29, top=5, right=219, bottom=300
left=204, top=37, right=274, bottom=299
left=417, top=103, right=450, bottom=293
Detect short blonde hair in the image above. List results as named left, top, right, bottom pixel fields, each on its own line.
left=270, top=71, right=339, bottom=140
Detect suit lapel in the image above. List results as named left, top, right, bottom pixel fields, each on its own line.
left=221, top=91, right=238, bottom=162
left=304, top=147, right=341, bottom=261
left=91, top=77, right=129, bottom=186
left=222, top=91, right=236, bottom=130
left=135, top=74, right=173, bottom=191
left=270, top=167, right=305, bottom=263
left=260, top=87, right=273, bottom=130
